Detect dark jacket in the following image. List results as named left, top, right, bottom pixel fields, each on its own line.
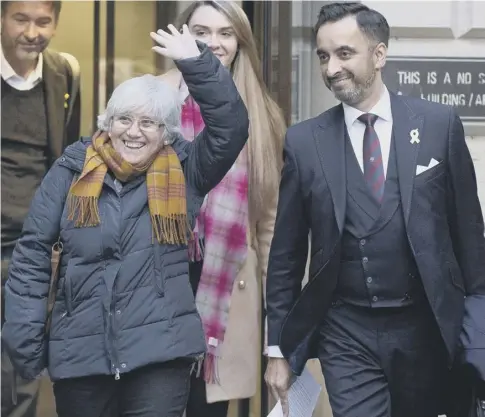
left=266, top=93, right=485, bottom=377
left=42, top=48, right=82, bottom=161
left=1, top=45, right=249, bottom=381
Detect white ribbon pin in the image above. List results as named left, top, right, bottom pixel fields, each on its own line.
left=409, top=128, right=420, bottom=144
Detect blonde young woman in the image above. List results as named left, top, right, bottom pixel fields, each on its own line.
left=156, top=2, right=286, bottom=416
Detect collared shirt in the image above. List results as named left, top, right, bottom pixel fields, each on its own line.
left=342, top=86, right=393, bottom=178
left=1, top=48, right=43, bottom=91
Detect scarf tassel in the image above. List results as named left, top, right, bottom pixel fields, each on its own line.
left=188, top=231, right=205, bottom=262
left=203, top=352, right=220, bottom=385
left=67, top=195, right=101, bottom=227
left=151, top=214, right=191, bottom=245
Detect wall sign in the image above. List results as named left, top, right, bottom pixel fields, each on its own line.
left=382, top=57, right=485, bottom=122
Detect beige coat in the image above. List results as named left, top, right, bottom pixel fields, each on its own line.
left=160, top=69, right=277, bottom=402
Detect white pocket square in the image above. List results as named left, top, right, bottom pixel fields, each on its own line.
left=416, top=158, right=441, bottom=175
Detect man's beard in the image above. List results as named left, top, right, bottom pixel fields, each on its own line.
left=15, top=38, right=46, bottom=61
left=328, top=68, right=377, bottom=106
left=17, top=49, right=41, bottom=61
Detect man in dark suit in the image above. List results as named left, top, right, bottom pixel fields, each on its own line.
left=264, top=3, right=485, bottom=417
left=1, top=1, right=81, bottom=416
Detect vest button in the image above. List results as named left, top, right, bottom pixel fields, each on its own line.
left=360, top=239, right=366, bottom=246
left=372, top=296, right=378, bottom=302
left=362, top=257, right=368, bottom=263
left=366, top=277, right=373, bottom=284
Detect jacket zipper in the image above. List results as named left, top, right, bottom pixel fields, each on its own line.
left=64, top=274, right=73, bottom=316
left=108, top=256, right=122, bottom=380
left=109, top=304, right=121, bottom=380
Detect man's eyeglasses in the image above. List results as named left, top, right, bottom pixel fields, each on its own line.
left=111, top=115, right=163, bottom=134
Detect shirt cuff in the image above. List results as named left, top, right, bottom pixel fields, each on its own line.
left=267, top=346, right=284, bottom=358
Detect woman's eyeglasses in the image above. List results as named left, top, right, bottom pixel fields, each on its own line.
left=111, top=115, right=163, bottom=134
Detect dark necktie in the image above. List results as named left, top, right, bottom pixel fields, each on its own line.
left=359, top=113, right=385, bottom=202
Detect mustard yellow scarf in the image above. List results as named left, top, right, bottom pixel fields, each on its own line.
left=67, top=131, right=189, bottom=245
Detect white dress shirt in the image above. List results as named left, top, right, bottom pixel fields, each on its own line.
left=1, top=48, right=43, bottom=91
left=343, top=86, right=394, bottom=177
left=267, top=86, right=394, bottom=359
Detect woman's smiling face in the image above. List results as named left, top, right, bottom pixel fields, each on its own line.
left=109, top=113, right=163, bottom=166
left=188, top=5, right=238, bottom=68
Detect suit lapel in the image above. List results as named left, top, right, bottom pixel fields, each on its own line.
left=43, top=50, right=67, bottom=160
left=313, top=105, right=346, bottom=233
left=390, top=93, right=424, bottom=226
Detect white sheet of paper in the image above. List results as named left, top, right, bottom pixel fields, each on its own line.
left=267, top=368, right=322, bottom=417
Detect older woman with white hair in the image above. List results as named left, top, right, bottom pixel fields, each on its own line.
left=1, top=25, right=249, bottom=417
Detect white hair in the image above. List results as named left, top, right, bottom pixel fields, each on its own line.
left=97, top=74, right=183, bottom=141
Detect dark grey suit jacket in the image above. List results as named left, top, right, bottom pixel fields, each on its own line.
left=42, top=49, right=81, bottom=163
left=266, top=92, right=485, bottom=377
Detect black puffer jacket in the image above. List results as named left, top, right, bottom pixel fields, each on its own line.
left=1, top=45, right=249, bottom=381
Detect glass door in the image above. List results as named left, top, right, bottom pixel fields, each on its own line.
left=50, top=0, right=183, bottom=138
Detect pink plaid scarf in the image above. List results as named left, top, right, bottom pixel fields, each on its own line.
left=181, top=94, right=249, bottom=384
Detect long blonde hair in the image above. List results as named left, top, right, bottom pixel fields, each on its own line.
left=175, top=1, right=286, bottom=222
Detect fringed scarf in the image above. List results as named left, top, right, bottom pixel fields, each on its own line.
left=181, top=94, right=249, bottom=384
left=67, top=131, right=189, bottom=245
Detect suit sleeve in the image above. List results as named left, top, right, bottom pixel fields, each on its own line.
left=447, top=109, right=485, bottom=295
left=1, top=162, right=73, bottom=380
left=254, top=193, right=278, bottom=356
left=266, top=134, right=310, bottom=347
left=256, top=193, right=277, bottom=308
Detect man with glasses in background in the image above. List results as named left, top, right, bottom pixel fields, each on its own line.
left=1, top=1, right=81, bottom=416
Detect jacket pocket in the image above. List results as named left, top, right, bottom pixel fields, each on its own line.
left=447, top=262, right=465, bottom=293
left=152, top=245, right=166, bottom=297
left=415, top=163, right=446, bottom=185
